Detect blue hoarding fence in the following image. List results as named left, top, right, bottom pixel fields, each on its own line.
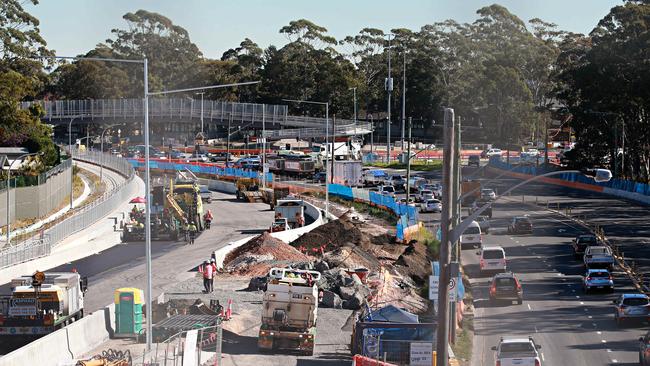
left=127, top=159, right=273, bottom=182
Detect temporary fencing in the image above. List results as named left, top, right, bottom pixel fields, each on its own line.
left=328, top=184, right=420, bottom=241
left=133, top=323, right=223, bottom=366
left=127, top=158, right=273, bottom=182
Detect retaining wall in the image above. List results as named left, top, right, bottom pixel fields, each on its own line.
left=0, top=304, right=115, bottom=365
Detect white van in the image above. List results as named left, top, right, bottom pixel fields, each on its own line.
left=479, top=246, right=507, bottom=273
left=460, top=221, right=482, bottom=248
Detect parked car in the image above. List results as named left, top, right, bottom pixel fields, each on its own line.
left=613, top=293, right=650, bottom=326
left=460, top=220, right=482, bottom=249
left=468, top=155, right=480, bottom=167
left=379, top=185, right=395, bottom=197
left=492, top=337, right=542, bottom=366
left=480, top=188, right=496, bottom=200
left=583, top=269, right=614, bottom=293
left=386, top=175, right=406, bottom=191
left=489, top=272, right=523, bottom=304
left=482, top=148, right=503, bottom=158
left=572, top=234, right=600, bottom=259
left=476, top=215, right=490, bottom=234
left=507, top=216, right=533, bottom=234
left=479, top=246, right=507, bottom=274
left=418, top=189, right=434, bottom=203
left=638, top=330, right=650, bottom=366
left=420, top=199, right=442, bottom=213
left=584, top=245, right=615, bottom=270
left=186, top=154, right=209, bottom=163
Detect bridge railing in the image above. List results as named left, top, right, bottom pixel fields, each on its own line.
left=263, top=122, right=372, bottom=139
left=0, top=150, right=137, bottom=269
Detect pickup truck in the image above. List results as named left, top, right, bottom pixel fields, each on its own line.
left=492, top=337, right=542, bottom=366
left=572, top=234, right=600, bottom=259
left=584, top=246, right=615, bottom=269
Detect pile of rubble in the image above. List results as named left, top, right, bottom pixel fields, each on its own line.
left=225, top=213, right=433, bottom=312
left=224, top=232, right=311, bottom=276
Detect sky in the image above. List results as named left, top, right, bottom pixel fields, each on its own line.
left=28, top=0, right=622, bottom=59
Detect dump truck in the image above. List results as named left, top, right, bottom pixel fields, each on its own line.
left=260, top=186, right=290, bottom=210
left=258, top=268, right=321, bottom=355
left=0, top=271, right=87, bottom=338
left=275, top=199, right=305, bottom=228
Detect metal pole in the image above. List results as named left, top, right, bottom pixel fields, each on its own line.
left=370, top=115, right=374, bottom=156
left=352, top=87, right=357, bottom=124
left=5, top=162, right=9, bottom=245
left=227, top=113, right=232, bottom=168
left=325, top=102, right=330, bottom=221
left=200, top=92, right=204, bottom=135
left=544, top=116, right=549, bottom=165
left=386, top=35, right=392, bottom=163
left=436, top=108, right=455, bottom=366
left=68, top=119, right=75, bottom=210
left=401, top=51, right=406, bottom=150
left=405, top=117, right=412, bottom=200
left=143, top=58, right=153, bottom=351
left=331, top=115, right=335, bottom=184
left=450, top=114, right=461, bottom=345
left=262, top=105, right=266, bottom=188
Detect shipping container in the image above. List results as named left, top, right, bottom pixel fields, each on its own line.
left=330, top=160, right=363, bottom=187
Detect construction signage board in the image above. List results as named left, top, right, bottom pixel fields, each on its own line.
left=429, top=276, right=439, bottom=300
left=410, top=342, right=433, bottom=366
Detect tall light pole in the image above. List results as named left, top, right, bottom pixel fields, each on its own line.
left=385, top=33, right=394, bottom=163
left=5, top=152, right=42, bottom=245
left=370, top=115, right=374, bottom=157
left=283, top=99, right=330, bottom=220
left=401, top=51, right=406, bottom=150
left=350, top=87, right=357, bottom=125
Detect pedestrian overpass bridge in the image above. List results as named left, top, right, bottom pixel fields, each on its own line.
left=23, top=98, right=371, bottom=140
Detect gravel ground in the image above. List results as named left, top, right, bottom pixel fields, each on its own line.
left=165, top=275, right=355, bottom=366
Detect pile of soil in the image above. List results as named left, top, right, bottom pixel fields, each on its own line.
left=291, top=214, right=365, bottom=253
left=225, top=233, right=310, bottom=265
left=393, top=241, right=431, bottom=285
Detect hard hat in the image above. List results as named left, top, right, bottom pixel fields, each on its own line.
left=211, top=258, right=216, bottom=262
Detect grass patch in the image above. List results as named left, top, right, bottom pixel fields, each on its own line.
left=452, top=314, right=474, bottom=365
left=412, top=225, right=440, bottom=258
left=328, top=196, right=398, bottom=224
left=365, top=160, right=443, bottom=171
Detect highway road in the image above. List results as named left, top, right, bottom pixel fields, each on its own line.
left=458, top=164, right=650, bottom=366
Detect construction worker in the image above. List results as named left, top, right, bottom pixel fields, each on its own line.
left=188, top=221, right=198, bottom=245
left=204, top=210, right=213, bottom=229
left=201, top=260, right=213, bottom=293
left=295, top=212, right=305, bottom=228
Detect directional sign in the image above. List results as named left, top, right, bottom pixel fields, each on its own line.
left=429, top=276, right=439, bottom=300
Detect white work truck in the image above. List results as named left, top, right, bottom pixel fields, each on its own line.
left=492, top=337, right=542, bottom=366
left=274, top=199, right=305, bottom=228
left=258, top=268, right=321, bottom=355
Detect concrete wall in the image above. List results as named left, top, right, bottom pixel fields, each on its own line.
left=0, top=164, right=71, bottom=226
left=0, top=303, right=115, bottom=365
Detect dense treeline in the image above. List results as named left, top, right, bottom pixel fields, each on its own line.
left=2, top=1, right=650, bottom=181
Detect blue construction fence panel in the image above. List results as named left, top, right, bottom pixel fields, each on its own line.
left=126, top=159, right=272, bottom=181
left=488, top=159, right=650, bottom=198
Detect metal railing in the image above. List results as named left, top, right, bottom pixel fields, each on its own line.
left=134, top=323, right=223, bottom=366
left=263, top=122, right=372, bottom=139
left=0, top=150, right=136, bottom=268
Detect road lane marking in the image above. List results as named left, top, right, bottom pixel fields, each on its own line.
left=534, top=326, right=538, bottom=333
left=597, top=331, right=602, bottom=334
left=580, top=301, right=584, bottom=305
left=601, top=340, right=607, bottom=343
left=527, top=304, right=532, bottom=310
left=541, top=353, right=545, bottom=361
left=607, top=349, right=612, bottom=353
left=612, top=359, right=618, bottom=363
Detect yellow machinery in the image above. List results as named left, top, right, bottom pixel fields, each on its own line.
left=235, top=178, right=264, bottom=203
left=173, top=178, right=205, bottom=230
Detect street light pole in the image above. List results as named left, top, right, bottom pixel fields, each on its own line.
left=405, top=117, right=412, bottom=200
left=401, top=51, right=406, bottom=150
left=435, top=108, right=455, bottom=366
left=197, top=92, right=205, bottom=135
left=450, top=114, right=461, bottom=344
left=142, top=58, right=153, bottom=351
left=68, top=117, right=76, bottom=210
left=6, top=152, right=42, bottom=245
left=386, top=34, right=393, bottom=163
left=100, top=124, right=120, bottom=182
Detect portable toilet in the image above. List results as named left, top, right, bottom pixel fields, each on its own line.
left=114, top=287, right=144, bottom=336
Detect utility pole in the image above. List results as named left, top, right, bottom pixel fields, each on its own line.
left=197, top=92, right=205, bottom=135
left=401, top=51, right=406, bottom=150
left=262, top=104, right=266, bottom=188
left=405, top=117, right=412, bottom=200
left=227, top=113, right=232, bottom=167
left=370, top=115, right=374, bottom=157
left=386, top=34, right=393, bottom=163
left=450, top=114, right=461, bottom=344
left=331, top=115, right=335, bottom=184
left=544, top=116, right=549, bottom=165
left=436, top=108, right=455, bottom=366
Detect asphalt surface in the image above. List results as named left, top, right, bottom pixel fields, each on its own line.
left=463, top=164, right=650, bottom=366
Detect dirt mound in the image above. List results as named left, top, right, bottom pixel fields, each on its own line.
left=224, top=233, right=310, bottom=267
left=393, top=242, right=431, bottom=284
left=291, top=214, right=365, bottom=252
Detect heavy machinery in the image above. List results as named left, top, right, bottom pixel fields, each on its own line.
left=235, top=178, right=264, bottom=202
left=0, top=271, right=87, bottom=338
left=122, top=184, right=183, bottom=242
left=174, top=176, right=206, bottom=231
left=275, top=199, right=305, bottom=228
left=258, top=268, right=321, bottom=355
left=260, top=186, right=290, bottom=210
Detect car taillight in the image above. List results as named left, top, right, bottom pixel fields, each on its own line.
left=535, top=360, right=541, bottom=366
left=586, top=277, right=592, bottom=281
left=516, top=279, right=522, bottom=290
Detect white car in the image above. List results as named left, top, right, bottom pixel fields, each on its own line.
left=420, top=199, right=442, bottom=213
left=492, top=337, right=542, bottom=366
left=379, top=185, right=395, bottom=197
left=481, top=188, right=496, bottom=200
left=479, top=246, right=507, bottom=273
left=418, top=189, right=434, bottom=202
left=460, top=220, right=482, bottom=248
left=486, top=148, right=503, bottom=157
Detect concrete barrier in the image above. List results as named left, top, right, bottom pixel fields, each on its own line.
left=0, top=304, right=115, bottom=365
left=269, top=200, right=324, bottom=243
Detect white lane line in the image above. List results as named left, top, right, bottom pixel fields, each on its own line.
left=534, top=326, right=538, bottom=333
left=597, top=331, right=602, bottom=335
left=527, top=304, right=532, bottom=310
left=607, top=349, right=612, bottom=353
left=588, top=316, right=593, bottom=319
left=575, top=295, right=580, bottom=299
left=612, top=359, right=618, bottom=363
left=601, top=340, right=607, bottom=343
left=580, top=301, right=585, bottom=305
left=541, top=353, right=545, bottom=362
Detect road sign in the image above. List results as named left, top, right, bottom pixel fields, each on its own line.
left=410, top=342, right=433, bottom=366
left=448, top=277, right=457, bottom=302
left=429, top=276, right=439, bottom=300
